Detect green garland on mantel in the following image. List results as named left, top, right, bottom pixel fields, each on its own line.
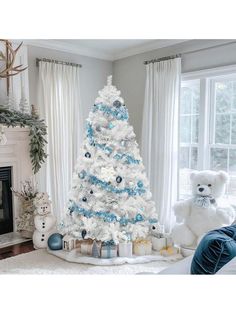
left=0, top=107, right=47, bottom=174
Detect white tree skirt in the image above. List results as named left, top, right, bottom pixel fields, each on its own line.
left=48, top=249, right=181, bottom=266
left=0, top=249, right=182, bottom=274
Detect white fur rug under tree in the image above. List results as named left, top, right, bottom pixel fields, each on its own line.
left=0, top=250, right=182, bottom=274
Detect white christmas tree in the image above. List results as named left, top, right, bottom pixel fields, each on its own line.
left=61, top=76, right=158, bottom=244
left=19, top=90, right=29, bottom=114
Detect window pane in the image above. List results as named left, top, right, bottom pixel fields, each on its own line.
left=228, top=175, right=236, bottom=203
left=229, top=150, right=236, bottom=203
left=215, top=81, right=231, bottom=113
left=215, top=114, right=230, bottom=144
left=191, top=115, right=199, bottom=143
left=179, top=147, right=198, bottom=199
left=192, top=85, right=200, bottom=114
left=232, top=114, right=236, bottom=144
left=179, top=169, right=192, bottom=199
left=181, top=87, right=192, bottom=114
left=210, top=148, right=228, bottom=171
left=180, top=116, right=191, bottom=143
left=232, top=94, right=236, bottom=112
left=179, top=147, right=189, bottom=168
left=229, top=149, right=236, bottom=172
left=191, top=147, right=198, bottom=169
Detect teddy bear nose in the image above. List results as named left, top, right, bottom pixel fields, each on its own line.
left=199, top=187, right=204, bottom=192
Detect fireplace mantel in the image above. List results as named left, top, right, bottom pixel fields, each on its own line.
left=0, top=126, right=33, bottom=231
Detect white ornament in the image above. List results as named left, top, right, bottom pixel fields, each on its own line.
left=19, top=89, right=30, bottom=114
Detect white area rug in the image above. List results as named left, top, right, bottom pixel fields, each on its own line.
left=48, top=249, right=181, bottom=266
left=0, top=249, right=182, bottom=274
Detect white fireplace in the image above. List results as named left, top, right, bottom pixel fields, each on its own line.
left=0, top=126, right=33, bottom=232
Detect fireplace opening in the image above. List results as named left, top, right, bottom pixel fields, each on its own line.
left=0, top=167, right=13, bottom=235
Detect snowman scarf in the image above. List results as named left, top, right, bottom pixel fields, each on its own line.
left=193, top=195, right=216, bottom=208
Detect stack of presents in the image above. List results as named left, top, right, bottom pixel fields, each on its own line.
left=62, top=225, right=179, bottom=259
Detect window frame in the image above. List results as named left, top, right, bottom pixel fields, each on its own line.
left=179, top=64, right=236, bottom=200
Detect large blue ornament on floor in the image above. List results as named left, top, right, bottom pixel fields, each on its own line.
left=48, top=233, right=63, bottom=250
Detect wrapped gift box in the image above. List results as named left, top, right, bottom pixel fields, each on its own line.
left=80, top=239, right=94, bottom=256
left=133, top=239, right=152, bottom=256
left=74, top=239, right=83, bottom=253
left=151, top=237, right=166, bottom=251
left=101, top=241, right=117, bottom=258
left=151, top=235, right=174, bottom=252
left=160, top=246, right=180, bottom=256
left=63, top=235, right=77, bottom=251
left=118, top=242, right=132, bottom=257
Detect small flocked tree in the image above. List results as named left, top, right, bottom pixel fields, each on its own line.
left=61, top=76, right=157, bottom=243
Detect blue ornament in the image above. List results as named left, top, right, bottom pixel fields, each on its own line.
left=137, top=180, right=143, bottom=188
left=79, top=170, right=86, bottom=179
left=116, top=176, right=122, bottom=183
left=119, top=217, right=128, bottom=226
left=85, top=152, right=91, bottom=158
left=135, top=214, right=143, bottom=222
left=69, top=208, right=74, bottom=215
left=113, top=100, right=122, bottom=108
left=47, top=233, right=63, bottom=250
left=108, top=122, right=114, bottom=129
left=82, top=229, right=87, bottom=239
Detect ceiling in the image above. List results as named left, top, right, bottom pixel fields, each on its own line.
left=24, top=39, right=188, bottom=61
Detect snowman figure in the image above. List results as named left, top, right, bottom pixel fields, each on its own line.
left=32, top=193, right=56, bottom=249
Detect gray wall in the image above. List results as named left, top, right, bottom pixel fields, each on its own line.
left=113, top=39, right=236, bottom=144
left=27, top=40, right=236, bottom=145
left=27, top=45, right=113, bottom=121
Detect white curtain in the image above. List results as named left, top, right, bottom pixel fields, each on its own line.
left=141, top=58, right=181, bottom=232
left=38, top=61, right=83, bottom=221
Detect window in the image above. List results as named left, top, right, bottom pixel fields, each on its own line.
left=179, top=66, right=236, bottom=203
left=179, top=80, right=200, bottom=199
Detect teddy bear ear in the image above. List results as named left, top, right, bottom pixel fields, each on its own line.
left=218, top=171, right=229, bottom=184
left=190, top=171, right=199, bottom=181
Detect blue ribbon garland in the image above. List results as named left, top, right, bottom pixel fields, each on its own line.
left=93, top=102, right=129, bottom=121
left=68, top=201, right=157, bottom=225
left=88, top=174, right=145, bottom=196
left=86, top=122, right=140, bottom=164
left=113, top=153, right=140, bottom=165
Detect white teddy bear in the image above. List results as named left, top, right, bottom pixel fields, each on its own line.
left=171, top=170, right=235, bottom=248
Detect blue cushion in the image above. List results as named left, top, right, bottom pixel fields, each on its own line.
left=191, top=225, right=236, bottom=274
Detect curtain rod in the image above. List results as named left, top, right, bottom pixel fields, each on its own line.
left=144, top=54, right=181, bottom=65
left=36, top=58, right=82, bottom=68
left=143, top=40, right=236, bottom=65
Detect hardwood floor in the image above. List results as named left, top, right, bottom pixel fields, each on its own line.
left=0, top=241, right=34, bottom=260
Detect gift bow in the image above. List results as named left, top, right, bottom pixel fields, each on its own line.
left=102, top=240, right=115, bottom=247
